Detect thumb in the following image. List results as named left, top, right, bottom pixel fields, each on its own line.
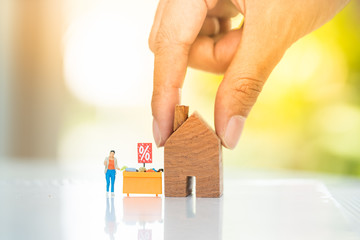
left=215, top=22, right=289, bottom=149
left=214, top=75, right=264, bottom=149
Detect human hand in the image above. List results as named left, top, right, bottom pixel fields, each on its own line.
left=149, top=0, right=349, bottom=149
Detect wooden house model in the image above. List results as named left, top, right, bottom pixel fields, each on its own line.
left=164, top=105, right=223, bottom=198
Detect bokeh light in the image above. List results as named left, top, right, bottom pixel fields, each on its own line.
left=63, top=1, right=154, bottom=107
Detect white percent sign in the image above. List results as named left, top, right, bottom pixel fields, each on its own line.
left=139, top=145, right=151, bottom=162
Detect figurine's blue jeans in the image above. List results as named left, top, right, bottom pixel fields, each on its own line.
left=105, top=169, right=116, bottom=193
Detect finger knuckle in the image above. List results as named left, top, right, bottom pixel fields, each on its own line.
left=231, top=78, right=263, bottom=107
left=153, top=29, right=191, bottom=56
left=153, top=30, right=174, bottom=54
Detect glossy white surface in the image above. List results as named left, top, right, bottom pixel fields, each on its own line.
left=0, top=162, right=359, bottom=240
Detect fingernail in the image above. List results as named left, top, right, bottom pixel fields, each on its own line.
left=223, top=115, right=246, bottom=149
left=152, top=118, right=162, bottom=147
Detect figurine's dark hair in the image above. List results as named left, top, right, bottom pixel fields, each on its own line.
left=110, top=150, right=115, bottom=154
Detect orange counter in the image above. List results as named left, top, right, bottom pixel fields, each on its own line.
left=123, top=172, right=162, bottom=196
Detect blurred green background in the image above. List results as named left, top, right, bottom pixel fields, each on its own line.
left=0, top=0, right=359, bottom=176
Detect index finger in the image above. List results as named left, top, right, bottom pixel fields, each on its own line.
left=150, top=0, right=216, bottom=147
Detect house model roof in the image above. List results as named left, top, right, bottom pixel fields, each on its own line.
left=165, top=111, right=221, bottom=146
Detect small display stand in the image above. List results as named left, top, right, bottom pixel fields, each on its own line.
left=123, top=171, right=162, bottom=196
left=123, top=143, right=162, bottom=196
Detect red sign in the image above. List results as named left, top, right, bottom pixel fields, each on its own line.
left=137, top=143, right=152, bottom=163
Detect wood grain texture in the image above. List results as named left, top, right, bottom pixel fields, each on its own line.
left=165, top=111, right=223, bottom=198
left=173, top=105, right=189, bottom=132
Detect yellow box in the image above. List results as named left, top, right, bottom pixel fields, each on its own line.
left=123, top=172, right=162, bottom=196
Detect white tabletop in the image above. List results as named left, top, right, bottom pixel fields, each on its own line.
left=0, top=160, right=359, bottom=240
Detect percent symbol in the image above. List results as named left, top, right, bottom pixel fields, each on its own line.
left=137, top=143, right=152, bottom=164
left=139, top=145, right=150, bottom=161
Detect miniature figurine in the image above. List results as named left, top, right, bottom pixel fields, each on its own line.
left=104, top=150, right=121, bottom=197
